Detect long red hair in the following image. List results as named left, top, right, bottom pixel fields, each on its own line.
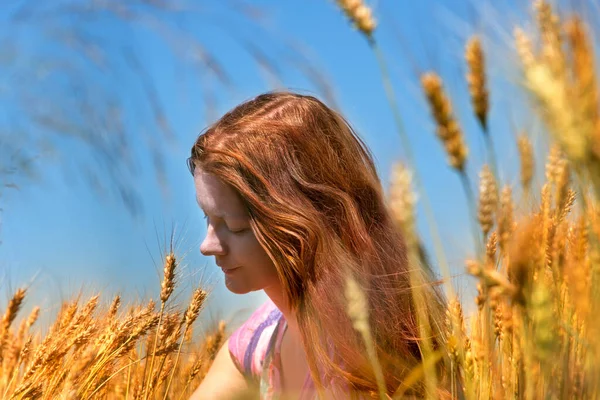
left=188, top=92, right=450, bottom=397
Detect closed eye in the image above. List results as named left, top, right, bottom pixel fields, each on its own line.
left=204, top=214, right=246, bottom=234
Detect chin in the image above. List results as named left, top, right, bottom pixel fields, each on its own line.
left=226, top=286, right=250, bottom=295
left=224, top=278, right=266, bottom=295
left=224, top=280, right=252, bottom=295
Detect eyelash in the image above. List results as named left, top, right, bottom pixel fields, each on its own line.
left=203, top=215, right=246, bottom=234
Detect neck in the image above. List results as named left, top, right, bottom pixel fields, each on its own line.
left=264, top=283, right=301, bottom=342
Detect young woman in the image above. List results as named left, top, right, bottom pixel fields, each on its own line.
left=188, top=92, right=449, bottom=399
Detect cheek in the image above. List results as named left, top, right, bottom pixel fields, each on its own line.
left=231, top=235, right=268, bottom=262
left=247, top=246, right=278, bottom=279
left=230, top=235, right=259, bottom=257
left=233, top=237, right=278, bottom=276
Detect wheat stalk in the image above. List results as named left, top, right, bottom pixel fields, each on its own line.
left=478, top=164, right=499, bottom=238
left=389, top=162, right=418, bottom=245
left=345, top=275, right=387, bottom=400
left=163, top=287, right=206, bottom=399
left=518, top=134, right=535, bottom=197
left=421, top=72, right=469, bottom=172
left=144, top=251, right=177, bottom=398
left=335, top=0, right=377, bottom=37
left=0, top=288, right=26, bottom=364
left=465, top=36, right=489, bottom=131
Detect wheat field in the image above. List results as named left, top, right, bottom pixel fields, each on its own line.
left=2, top=0, right=600, bottom=398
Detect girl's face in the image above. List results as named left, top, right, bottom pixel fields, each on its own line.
left=194, top=168, right=280, bottom=294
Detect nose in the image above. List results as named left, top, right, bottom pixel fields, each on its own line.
left=199, top=224, right=227, bottom=257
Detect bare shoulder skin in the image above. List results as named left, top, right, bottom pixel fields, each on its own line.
left=189, top=338, right=254, bottom=400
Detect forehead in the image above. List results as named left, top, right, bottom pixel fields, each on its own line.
left=193, top=169, right=247, bottom=218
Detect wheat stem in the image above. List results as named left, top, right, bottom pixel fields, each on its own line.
left=460, top=171, right=484, bottom=257
left=369, top=38, right=457, bottom=300
left=143, top=303, right=165, bottom=399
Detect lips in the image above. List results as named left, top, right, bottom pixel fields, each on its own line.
left=217, top=260, right=239, bottom=273
left=222, top=267, right=240, bottom=275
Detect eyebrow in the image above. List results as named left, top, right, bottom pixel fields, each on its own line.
left=197, top=204, right=225, bottom=218
left=196, top=199, right=239, bottom=219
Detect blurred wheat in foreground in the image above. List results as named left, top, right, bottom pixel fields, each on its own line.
left=340, top=0, right=600, bottom=399
left=5, top=0, right=600, bottom=399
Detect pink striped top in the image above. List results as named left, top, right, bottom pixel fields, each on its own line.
left=228, top=299, right=319, bottom=399
left=228, top=300, right=383, bottom=399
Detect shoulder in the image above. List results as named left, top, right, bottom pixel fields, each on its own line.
left=190, top=338, right=250, bottom=399
left=228, top=299, right=283, bottom=380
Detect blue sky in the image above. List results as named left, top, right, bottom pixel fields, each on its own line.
left=0, top=0, right=538, bottom=328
